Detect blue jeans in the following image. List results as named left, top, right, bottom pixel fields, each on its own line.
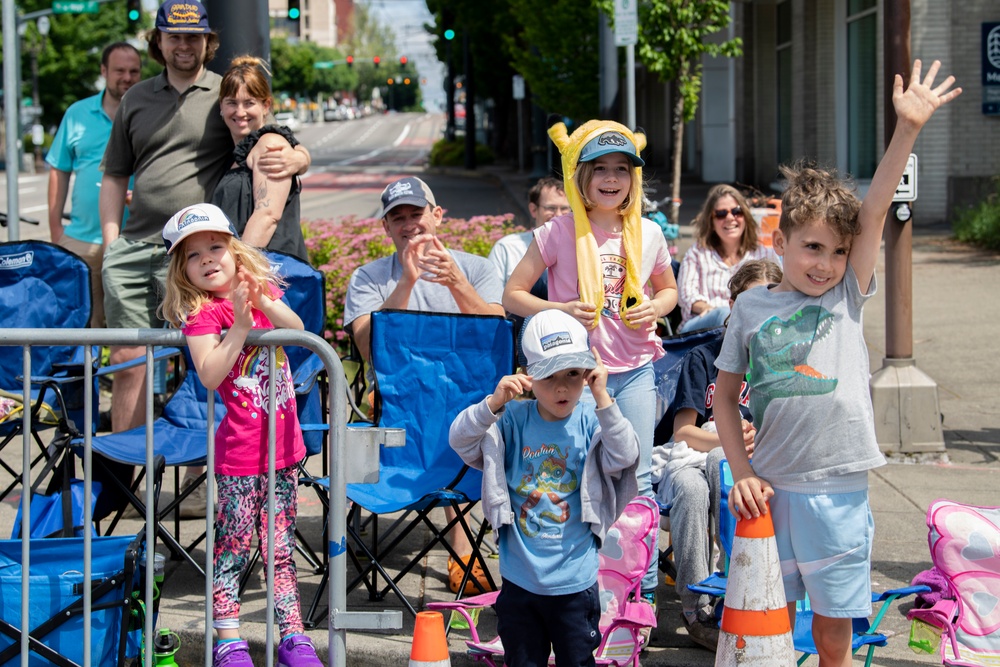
left=679, top=306, right=730, bottom=333
left=496, top=580, right=601, bottom=667
left=581, top=363, right=658, bottom=593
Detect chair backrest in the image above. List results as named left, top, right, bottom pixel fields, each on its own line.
left=0, top=241, right=91, bottom=388
left=916, top=500, right=1000, bottom=665
left=264, top=250, right=325, bottom=370
left=652, top=326, right=726, bottom=445
left=368, top=310, right=514, bottom=504
left=596, top=496, right=659, bottom=658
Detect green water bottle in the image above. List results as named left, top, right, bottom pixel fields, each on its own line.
left=153, top=629, right=180, bottom=666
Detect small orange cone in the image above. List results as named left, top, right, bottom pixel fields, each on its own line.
left=409, top=611, right=451, bottom=667
left=714, top=505, right=795, bottom=666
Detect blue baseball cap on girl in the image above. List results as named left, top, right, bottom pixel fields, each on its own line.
left=578, top=130, right=645, bottom=167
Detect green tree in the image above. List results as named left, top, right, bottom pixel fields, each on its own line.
left=1, top=0, right=142, bottom=127
left=341, top=2, right=399, bottom=106
left=503, top=0, right=599, bottom=123
left=598, top=0, right=741, bottom=225
left=425, top=0, right=518, bottom=134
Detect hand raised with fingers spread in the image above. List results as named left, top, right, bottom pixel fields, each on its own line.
left=893, top=59, right=962, bottom=131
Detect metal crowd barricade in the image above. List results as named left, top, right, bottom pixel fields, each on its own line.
left=0, top=328, right=402, bottom=667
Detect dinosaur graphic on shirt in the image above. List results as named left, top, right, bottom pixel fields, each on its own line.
left=747, top=305, right=837, bottom=420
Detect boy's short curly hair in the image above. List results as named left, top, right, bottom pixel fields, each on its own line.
left=778, top=161, right=862, bottom=244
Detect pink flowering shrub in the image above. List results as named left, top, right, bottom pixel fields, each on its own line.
left=302, top=212, right=516, bottom=355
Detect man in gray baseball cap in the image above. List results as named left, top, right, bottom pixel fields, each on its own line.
left=343, top=175, right=504, bottom=593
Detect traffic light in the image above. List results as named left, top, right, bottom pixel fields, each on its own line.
left=287, top=0, right=300, bottom=21
left=399, top=56, right=408, bottom=66
left=443, top=29, right=455, bottom=41
left=127, top=0, right=141, bottom=30
left=346, top=55, right=354, bottom=67
left=387, top=78, right=394, bottom=85
left=373, top=56, right=381, bottom=67
left=403, top=78, right=411, bottom=85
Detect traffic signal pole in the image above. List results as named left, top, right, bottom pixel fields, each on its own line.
left=204, top=0, right=271, bottom=73
left=870, top=0, right=945, bottom=453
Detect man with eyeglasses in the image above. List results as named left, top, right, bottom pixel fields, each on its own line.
left=488, top=176, right=570, bottom=287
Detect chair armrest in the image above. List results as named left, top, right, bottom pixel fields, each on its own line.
left=97, top=347, right=183, bottom=376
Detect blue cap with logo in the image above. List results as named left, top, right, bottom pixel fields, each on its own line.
left=155, top=0, right=211, bottom=33
left=579, top=130, right=645, bottom=167
left=163, top=203, right=239, bottom=254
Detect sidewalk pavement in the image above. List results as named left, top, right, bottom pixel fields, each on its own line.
left=2, top=164, right=996, bottom=666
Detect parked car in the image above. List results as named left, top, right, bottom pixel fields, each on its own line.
left=273, top=112, right=302, bottom=132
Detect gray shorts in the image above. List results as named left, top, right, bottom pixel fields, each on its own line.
left=101, top=236, right=169, bottom=329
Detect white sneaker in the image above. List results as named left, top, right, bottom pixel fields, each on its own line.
left=178, top=475, right=208, bottom=519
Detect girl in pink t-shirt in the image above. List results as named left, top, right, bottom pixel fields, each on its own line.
left=503, top=120, right=677, bottom=603
left=160, top=203, right=321, bottom=667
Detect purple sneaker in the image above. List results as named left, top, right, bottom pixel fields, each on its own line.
left=277, top=634, right=323, bottom=667
left=213, top=639, right=254, bottom=667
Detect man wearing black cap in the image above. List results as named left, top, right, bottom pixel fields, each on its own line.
left=343, top=176, right=504, bottom=594
left=98, top=0, right=311, bottom=518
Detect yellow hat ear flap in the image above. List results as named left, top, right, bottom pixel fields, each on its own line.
left=547, top=122, right=571, bottom=153
left=634, top=132, right=647, bottom=155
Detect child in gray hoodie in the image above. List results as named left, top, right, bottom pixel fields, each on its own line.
left=450, top=308, right=639, bottom=667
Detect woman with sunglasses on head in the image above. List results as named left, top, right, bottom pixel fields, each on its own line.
left=676, top=185, right=779, bottom=333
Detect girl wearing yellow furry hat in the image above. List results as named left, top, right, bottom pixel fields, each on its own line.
left=503, top=119, right=677, bottom=604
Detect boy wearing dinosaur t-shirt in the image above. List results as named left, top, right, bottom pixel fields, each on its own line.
left=713, top=60, right=960, bottom=666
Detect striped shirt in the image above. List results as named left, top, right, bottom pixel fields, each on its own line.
left=677, top=243, right=779, bottom=326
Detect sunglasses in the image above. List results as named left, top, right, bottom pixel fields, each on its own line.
left=713, top=207, right=745, bottom=220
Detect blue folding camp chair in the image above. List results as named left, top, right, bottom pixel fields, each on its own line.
left=0, top=531, right=145, bottom=667
left=688, top=459, right=928, bottom=665
left=305, top=310, right=514, bottom=622
left=87, top=250, right=328, bottom=576
left=0, top=241, right=98, bottom=503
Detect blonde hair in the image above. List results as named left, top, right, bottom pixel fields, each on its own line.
left=160, top=236, right=284, bottom=328
left=693, top=184, right=759, bottom=256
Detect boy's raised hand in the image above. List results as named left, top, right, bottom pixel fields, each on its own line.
left=486, top=373, right=533, bottom=414
left=894, top=59, right=962, bottom=131
left=585, top=348, right=612, bottom=408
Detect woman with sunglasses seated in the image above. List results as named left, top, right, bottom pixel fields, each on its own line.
left=676, top=185, right=779, bottom=333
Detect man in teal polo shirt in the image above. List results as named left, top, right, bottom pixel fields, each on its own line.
left=46, top=42, right=141, bottom=327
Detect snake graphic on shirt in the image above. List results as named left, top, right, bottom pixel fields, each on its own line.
left=747, top=305, right=838, bottom=421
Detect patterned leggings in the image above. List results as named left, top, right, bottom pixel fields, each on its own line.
left=213, top=466, right=303, bottom=636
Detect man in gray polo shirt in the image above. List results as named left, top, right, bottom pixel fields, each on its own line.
left=99, top=0, right=310, bottom=517
left=344, top=176, right=504, bottom=593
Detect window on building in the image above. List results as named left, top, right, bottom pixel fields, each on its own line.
left=776, top=0, right=792, bottom=166
left=847, top=0, right=877, bottom=179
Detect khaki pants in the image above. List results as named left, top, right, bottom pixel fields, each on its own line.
left=57, top=235, right=105, bottom=327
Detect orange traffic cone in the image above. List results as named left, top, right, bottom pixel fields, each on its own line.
left=409, top=611, right=451, bottom=667
left=714, top=506, right=795, bottom=666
